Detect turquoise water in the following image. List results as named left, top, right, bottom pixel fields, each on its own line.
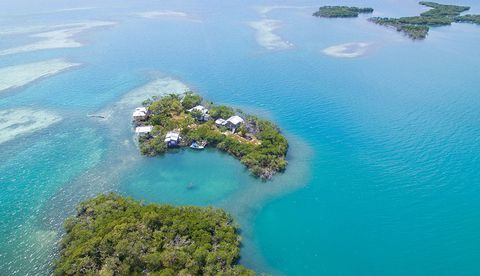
left=1, top=0, right=480, bottom=275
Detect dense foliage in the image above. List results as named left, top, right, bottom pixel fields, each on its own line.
left=419, top=1, right=469, bottom=17
left=209, top=105, right=235, bottom=120
left=181, top=92, right=203, bottom=110
left=454, top=14, right=480, bottom=24
left=313, top=2, right=480, bottom=40
left=55, top=193, right=254, bottom=275
left=313, top=6, right=373, bottom=18
left=137, top=93, right=288, bottom=179
left=369, top=1, right=479, bottom=40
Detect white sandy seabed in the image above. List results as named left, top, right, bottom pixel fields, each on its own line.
left=0, top=21, right=116, bottom=56
left=322, top=42, right=371, bottom=58
left=136, top=10, right=188, bottom=19
left=0, top=58, right=80, bottom=93
left=249, top=19, right=293, bottom=51
left=135, top=10, right=201, bottom=23
left=119, top=77, right=190, bottom=108
left=0, top=108, right=62, bottom=145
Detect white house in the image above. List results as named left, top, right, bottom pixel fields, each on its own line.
left=188, top=105, right=208, bottom=114
left=135, top=125, right=153, bottom=137
left=132, top=107, right=149, bottom=121
left=164, top=131, right=180, bottom=147
left=225, top=115, right=244, bottom=130
left=215, top=118, right=227, bottom=126
left=188, top=105, right=209, bottom=121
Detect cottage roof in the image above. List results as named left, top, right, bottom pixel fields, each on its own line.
left=226, top=115, right=244, bottom=125
left=133, top=107, right=148, bottom=117
left=133, top=110, right=147, bottom=117
left=188, top=105, right=208, bottom=114
left=215, top=118, right=227, bottom=125
left=165, top=131, right=180, bottom=142
left=135, top=126, right=153, bottom=134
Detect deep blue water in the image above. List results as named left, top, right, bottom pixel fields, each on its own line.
left=1, top=0, right=480, bottom=275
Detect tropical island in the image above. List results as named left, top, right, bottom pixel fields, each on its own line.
left=313, top=2, right=480, bottom=40
left=132, top=92, right=288, bottom=180
left=313, top=6, right=374, bottom=18
left=54, top=193, right=253, bottom=275
left=369, top=1, right=480, bottom=39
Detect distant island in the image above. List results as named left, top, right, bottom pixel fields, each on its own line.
left=313, top=2, right=480, bottom=40
left=54, top=193, right=253, bottom=275
left=133, top=92, right=288, bottom=180
left=313, top=6, right=374, bottom=18
left=370, top=1, right=480, bottom=39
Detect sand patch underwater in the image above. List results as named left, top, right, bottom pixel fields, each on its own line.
left=0, top=59, right=80, bottom=93
left=0, top=21, right=116, bottom=56
left=249, top=19, right=293, bottom=51
left=322, top=42, right=371, bottom=58
left=0, top=108, right=62, bottom=144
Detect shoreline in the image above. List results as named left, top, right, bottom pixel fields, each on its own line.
left=36, top=75, right=313, bottom=274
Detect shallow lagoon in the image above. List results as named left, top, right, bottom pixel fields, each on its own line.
left=1, top=0, right=480, bottom=275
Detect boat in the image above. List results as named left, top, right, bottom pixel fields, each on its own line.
left=190, top=141, right=206, bottom=149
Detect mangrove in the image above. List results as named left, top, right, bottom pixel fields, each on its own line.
left=54, top=193, right=254, bottom=275
left=313, top=6, right=374, bottom=18
left=369, top=2, right=479, bottom=40
left=313, top=2, right=480, bottom=40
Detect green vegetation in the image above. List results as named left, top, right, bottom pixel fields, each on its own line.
left=369, top=2, right=479, bottom=40
left=209, top=105, right=235, bottom=120
left=454, top=14, right=480, bottom=24
left=54, top=193, right=253, bottom=275
left=370, top=18, right=430, bottom=39
left=137, top=93, right=288, bottom=180
left=313, top=6, right=373, bottom=18
left=419, top=1, right=469, bottom=17
left=313, top=2, right=480, bottom=40
left=181, top=92, right=203, bottom=110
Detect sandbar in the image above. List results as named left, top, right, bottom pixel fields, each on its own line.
left=0, top=108, right=62, bottom=144
left=0, top=59, right=80, bottom=93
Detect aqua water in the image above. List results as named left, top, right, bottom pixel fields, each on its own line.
left=1, top=0, right=480, bottom=275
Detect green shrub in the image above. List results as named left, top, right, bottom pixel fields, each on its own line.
left=182, top=92, right=203, bottom=110
left=54, top=194, right=254, bottom=275
left=209, top=105, right=235, bottom=120
left=313, top=6, right=373, bottom=18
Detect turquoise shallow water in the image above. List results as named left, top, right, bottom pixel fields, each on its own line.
left=1, top=0, right=480, bottom=275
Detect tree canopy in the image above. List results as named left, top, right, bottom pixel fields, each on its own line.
left=55, top=193, right=254, bottom=276
left=369, top=1, right=479, bottom=40
left=313, top=6, right=373, bottom=18
left=313, top=2, right=480, bottom=40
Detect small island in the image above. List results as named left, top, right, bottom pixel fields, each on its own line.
left=54, top=193, right=253, bottom=275
left=313, top=6, right=374, bottom=18
left=313, top=2, right=480, bottom=40
left=369, top=1, right=480, bottom=39
left=133, top=92, right=288, bottom=180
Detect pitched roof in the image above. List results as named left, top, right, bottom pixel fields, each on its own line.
left=165, top=131, right=180, bottom=142
left=226, top=115, right=244, bottom=125
left=135, top=126, right=153, bottom=134
left=133, top=107, right=148, bottom=117
left=215, top=118, right=227, bottom=125
left=188, top=105, right=208, bottom=114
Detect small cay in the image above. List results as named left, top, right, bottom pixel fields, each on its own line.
left=369, top=2, right=480, bottom=40
left=313, top=6, right=373, bottom=18
left=313, top=2, right=480, bottom=40
left=133, top=92, right=289, bottom=180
